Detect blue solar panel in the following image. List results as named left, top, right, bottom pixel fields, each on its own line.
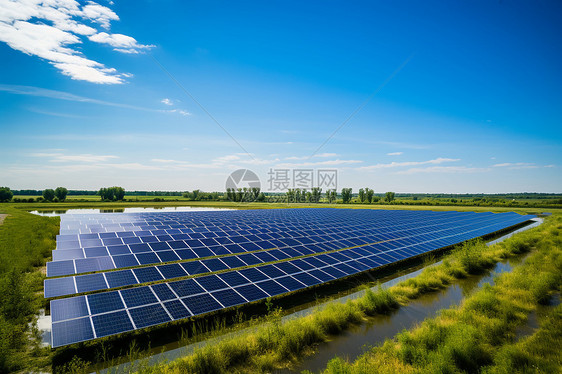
left=259, top=264, right=286, bottom=278
left=136, top=252, right=160, bottom=265
left=130, top=243, right=151, bottom=253
left=238, top=267, right=269, bottom=282
left=211, top=288, right=246, bottom=307
left=87, top=291, right=124, bottom=314
left=238, top=253, right=262, bottom=266
left=168, top=279, right=205, bottom=297
left=256, top=280, right=287, bottom=296
left=274, top=261, right=301, bottom=275
left=195, top=275, right=228, bottom=292
left=151, top=283, right=177, bottom=301
left=217, top=271, right=248, bottom=287
left=51, top=296, right=89, bottom=322
left=163, top=299, right=191, bottom=319
left=52, top=317, right=94, bottom=347
left=92, top=310, right=134, bottom=337
left=275, top=276, right=306, bottom=291
left=175, top=248, right=198, bottom=260
left=180, top=261, right=209, bottom=275
left=44, top=276, right=76, bottom=298
left=120, top=286, right=158, bottom=308
left=234, top=284, right=268, bottom=301
left=182, top=293, right=222, bottom=315
left=107, top=245, right=132, bottom=255
left=133, top=267, right=163, bottom=283
left=157, top=263, right=187, bottom=279
left=75, top=273, right=107, bottom=293
left=292, top=272, right=322, bottom=286
left=129, top=304, right=171, bottom=328
left=105, top=270, right=138, bottom=288
left=48, top=208, right=537, bottom=347
left=220, top=256, right=246, bottom=268
left=47, top=260, right=75, bottom=277
left=202, top=258, right=229, bottom=272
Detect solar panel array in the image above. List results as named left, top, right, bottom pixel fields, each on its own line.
left=46, top=208, right=534, bottom=347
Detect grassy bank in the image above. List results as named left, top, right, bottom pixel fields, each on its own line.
left=0, top=207, right=59, bottom=372
left=4, top=199, right=558, bottom=215
left=122, top=217, right=547, bottom=373
left=316, top=216, right=562, bottom=374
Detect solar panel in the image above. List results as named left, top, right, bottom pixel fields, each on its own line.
left=211, top=289, right=246, bottom=307
left=48, top=208, right=536, bottom=347
left=163, top=299, right=191, bottom=319
left=182, top=293, right=222, bottom=315
left=129, top=304, right=171, bottom=328
left=234, top=284, right=269, bottom=301
left=92, top=310, right=134, bottom=337
left=87, top=291, right=124, bottom=314
left=120, top=286, right=158, bottom=308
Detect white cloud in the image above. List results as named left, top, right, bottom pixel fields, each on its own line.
left=30, top=152, right=119, bottom=162
left=396, top=166, right=491, bottom=175
left=491, top=162, right=547, bottom=169
left=89, top=32, right=153, bottom=54
left=314, top=153, right=338, bottom=158
left=276, top=159, right=363, bottom=168
left=0, top=0, right=152, bottom=83
left=358, top=157, right=460, bottom=171
left=387, top=152, right=403, bottom=156
left=0, top=84, right=179, bottom=113
left=161, top=98, right=173, bottom=106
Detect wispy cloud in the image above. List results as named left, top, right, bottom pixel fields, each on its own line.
left=0, top=84, right=183, bottom=115
left=492, top=162, right=541, bottom=169
left=30, top=152, right=119, bottom=162
left=387, top=152, right=403, bottom=156
left=396, top=166, right=491, bottom=175
left=0, top=0, right=152, bottom=83
left=161, top=98, right=173, bottom=106
left=358, top=157, right=460, bottom=171
left=285, top=153, right=338, bottom=161
left=277, top=159, right=363, bottom=168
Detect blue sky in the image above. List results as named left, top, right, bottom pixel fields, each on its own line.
left=0, top=0, right=561, bottom=193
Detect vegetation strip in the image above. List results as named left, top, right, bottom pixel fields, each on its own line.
left=0, top=207, right=59, bottom=372
left=109, top=215, right=550, bottom=373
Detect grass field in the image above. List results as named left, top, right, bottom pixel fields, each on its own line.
left=6, top=199, right=561, bottom=215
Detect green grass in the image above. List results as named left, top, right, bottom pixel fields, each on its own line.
left=4, top=198, right=559, bottom=215
left=0, top=206, right=58, bottom=372
left=119, top=215, right=549, bottom=374
left=316, top=215, right=562, bottom=374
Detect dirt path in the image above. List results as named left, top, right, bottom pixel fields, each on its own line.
left=0, top=214, right=7, bottom=225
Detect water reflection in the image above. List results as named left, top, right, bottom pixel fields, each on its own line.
left=30, top=206, right=233, bottom=216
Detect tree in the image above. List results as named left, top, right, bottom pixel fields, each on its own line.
left=365, top=188, right=374, bottom=203
left=42, top=189, right=55, bottom=202
left=385, top=191, right=395, bottom=202
left=54, top=187, right=68, bottom=201
left=311, top=187, right=322, bottom=203
left=358, top=188, right=365, bottom=203
left=98, top=187, right=126, bottom=201
left=0, top=187, right=13, bottom=202
left=251, top=187, right=260, bottom=201
left=341, top=188, right=352, bottom=203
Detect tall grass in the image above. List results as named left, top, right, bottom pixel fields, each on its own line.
left=318, top=216, right=562, bottom=374
left=0, top=207, right=59, bottom=372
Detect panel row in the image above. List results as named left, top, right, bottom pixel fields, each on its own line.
left=50, top=214, right=534, bottom=347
